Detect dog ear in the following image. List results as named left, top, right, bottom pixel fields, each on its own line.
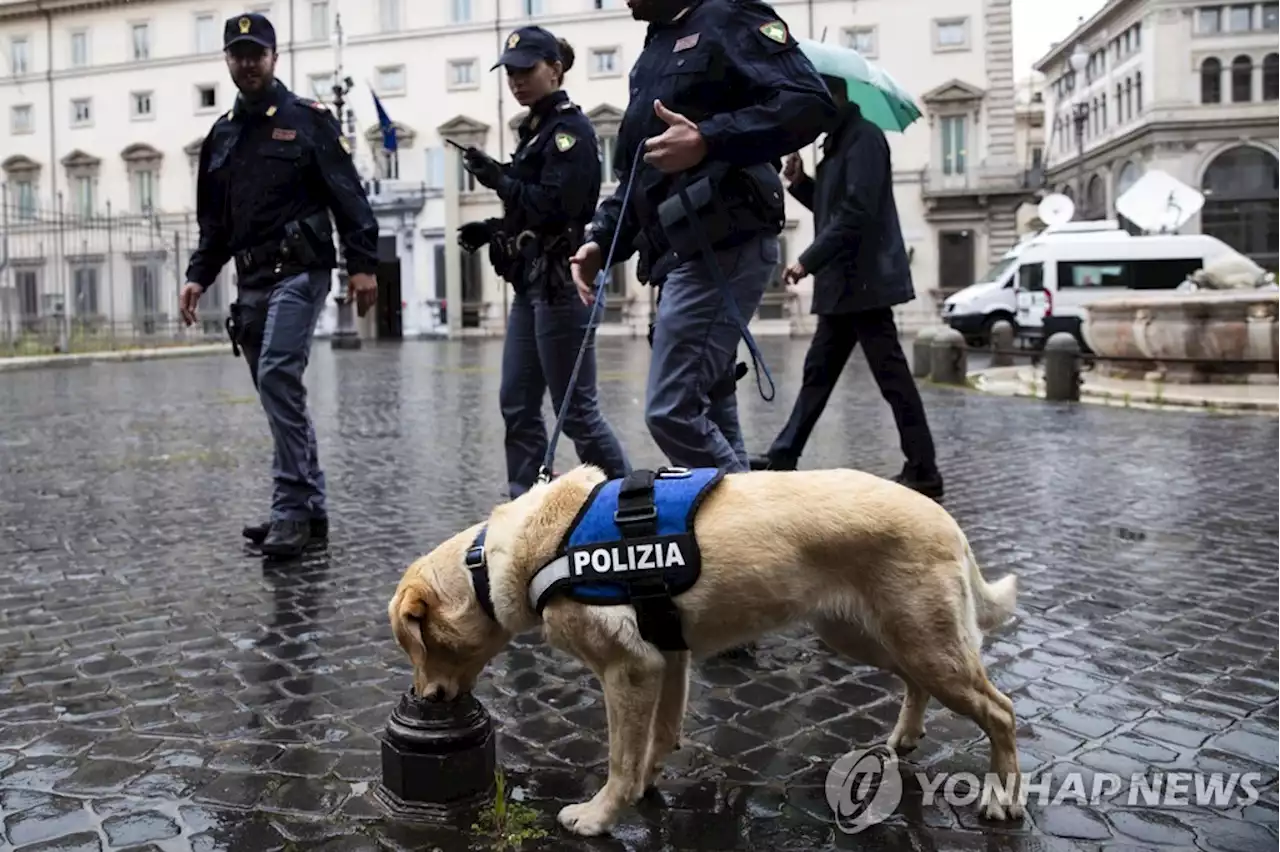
left=389, top=583, right=439, bottom=656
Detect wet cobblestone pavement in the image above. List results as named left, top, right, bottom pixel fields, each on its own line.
left=1, top=337, right=1277, bottom=852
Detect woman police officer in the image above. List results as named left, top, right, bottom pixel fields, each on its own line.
left=457, top=26, right=631, bottom=499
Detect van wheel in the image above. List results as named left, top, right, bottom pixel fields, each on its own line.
left=978, top=313, right=1015, bottom=347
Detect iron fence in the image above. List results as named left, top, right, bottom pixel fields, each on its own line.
left=0, top=187, right=233, bottom=357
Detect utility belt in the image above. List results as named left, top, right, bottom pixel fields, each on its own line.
left=491, top=224, right=582, bottom=302
left=634, top=162, right=785, bottom=286
left=233, top=211, right=333, bottom=281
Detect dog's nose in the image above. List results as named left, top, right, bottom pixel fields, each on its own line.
left=423, top=685, right=446, bottom=702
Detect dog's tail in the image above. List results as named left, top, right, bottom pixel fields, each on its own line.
left=963, top=537, right=1017, bottom=633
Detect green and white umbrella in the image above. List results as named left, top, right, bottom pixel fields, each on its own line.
left=798, top=38, right=922, bottom=133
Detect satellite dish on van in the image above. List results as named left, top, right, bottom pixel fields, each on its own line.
left=1037, top=193, right=1076, bottom=226
left=1116, top=169, right=1204, bottom=234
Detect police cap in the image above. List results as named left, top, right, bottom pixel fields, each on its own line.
left=492, top=26, right=560, bottom=71
left=224, top=13, right=276, bottom=51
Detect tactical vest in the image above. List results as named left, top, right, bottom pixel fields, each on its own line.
left=466, top=467, right=724, bottom=651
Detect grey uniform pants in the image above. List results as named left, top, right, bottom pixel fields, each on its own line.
left=646, top=233, right=778, bottom=472
left=499, top=288, right=631, bottom=499
left=234, top=270, right=330, bottom=522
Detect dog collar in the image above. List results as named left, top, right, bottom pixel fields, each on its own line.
left=465, top=527, right=499, bottom=623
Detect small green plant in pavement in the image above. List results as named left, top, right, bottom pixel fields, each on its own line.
left=472, top=769, right=547, bottom=850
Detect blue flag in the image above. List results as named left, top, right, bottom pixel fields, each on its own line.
left=370, top=87, right=397, bottom=153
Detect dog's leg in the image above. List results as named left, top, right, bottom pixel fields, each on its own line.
left=887, top=675, right=929, bottom=754
left=558, top=658, right=664, bottom=836
left=898, top=648, right=1022, bottom=822
left=643, top=650, right=691, bottom=791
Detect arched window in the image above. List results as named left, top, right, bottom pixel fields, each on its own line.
left=1264, top=53, right=1278, bottom=102
left=1231, top=55, right=1253, bottom=102
left=1201, top=57, right=1222, bottom=103
left=1085, top=174, right=1106, bottom=219
left=1116, top=161, right=1142, bottom=197
left=1201, top=146, right=1279, bottom=270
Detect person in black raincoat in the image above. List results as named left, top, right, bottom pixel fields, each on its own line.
left=750, top=76, right=944, bottom=498
left=457, top=26, right=631, bottom=499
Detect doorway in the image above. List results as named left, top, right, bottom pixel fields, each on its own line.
left=376, top=234, right=402, bottom=339
left=938, top=230, right=975, bottom=297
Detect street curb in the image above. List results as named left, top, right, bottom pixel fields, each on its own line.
left=0, top=344, right=228, bottom=374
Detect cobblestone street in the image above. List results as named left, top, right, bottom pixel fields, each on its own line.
left=1, top=337, right=1276, bottom=852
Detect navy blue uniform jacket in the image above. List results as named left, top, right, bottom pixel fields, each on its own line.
left=588, top=0, right=835, bottom=267
left=793, top=104, right=914, bottom=315
left=185, top=79, right=379, bottom=290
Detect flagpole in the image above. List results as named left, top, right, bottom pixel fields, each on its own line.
left=330, top=10, right=361, bottom=351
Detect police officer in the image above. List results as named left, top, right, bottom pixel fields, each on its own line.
left=458, top=26, right=631, bottom=499
left=570, top=0, right=835, bottom=474
left=179, top=13, right=379, bottom=558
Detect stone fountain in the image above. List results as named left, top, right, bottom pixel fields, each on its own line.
left=1080, top=257, right=1278, bottom=385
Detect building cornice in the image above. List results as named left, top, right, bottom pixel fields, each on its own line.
left=0, top=0, right=156, bottom=22
left=1033, top=0, right=1143, bottom=72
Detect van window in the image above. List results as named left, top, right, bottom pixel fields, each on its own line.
left=1056, top=258, right=1204, bottom=289
left=1018, top=263, right=1044, bottom=291
left=977, top=255, right=1017, bottom=284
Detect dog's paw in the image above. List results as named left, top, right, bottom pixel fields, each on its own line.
left=887, top=727, right=924, bottom=753
left=979, top=790, right=1025, bottom=822
left=559, top=800, right=617, bottom=836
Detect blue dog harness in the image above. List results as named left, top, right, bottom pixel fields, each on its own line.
left=466, top=467, right=725, bottom=651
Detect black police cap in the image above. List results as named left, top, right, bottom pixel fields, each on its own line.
left=492, top=26, right=560, bottom=71
left=224, top=13, right=276, bottom=51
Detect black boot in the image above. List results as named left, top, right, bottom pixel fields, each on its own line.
left=260, top=519, right=313, bottom=558
left=893, top=464, right=945, bottom=500
left=243, top=517, right=328, bottom=546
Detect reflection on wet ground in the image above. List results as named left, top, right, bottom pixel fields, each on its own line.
left=1, top=338, right=1276, bottom=851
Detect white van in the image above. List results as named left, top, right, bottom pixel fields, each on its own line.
left=1012, top=233, right=1245, bottom=348
left=942, top=221, right=1131, bottom=345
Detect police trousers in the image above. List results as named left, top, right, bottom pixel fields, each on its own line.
left=647, top=233, right=778, bottom=472
left=500, top=288, right=631, bottom=499
left=234, top=270, right=330, bottom=522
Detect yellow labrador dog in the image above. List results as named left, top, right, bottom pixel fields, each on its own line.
left=388, top=464, right=1022, bottom=837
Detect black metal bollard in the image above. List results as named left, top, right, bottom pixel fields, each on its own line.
left=372, top=690, right=497, bottom=826
left=989, top=320, right=1015, bottom=368
left=912, top=326, right=937, bottom=379
left=1043, top=332, right=1081, bottom=401
left=929, top=327, right=968, bottom=385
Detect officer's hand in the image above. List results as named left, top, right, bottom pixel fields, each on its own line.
left=179, top=283, right=203, bottom=327
left=463, top=148, right=504, bottom=190
left=783, top=262, right=808, bottom=287
left=458, top=221, right=493, bottom=253
left=782, top=153, right=805, bottom=184
left=349, top=272, right=378, bottom=317
left=570, top=242, right=603, bottom=305
left=643, top=100, right=707, bottom=174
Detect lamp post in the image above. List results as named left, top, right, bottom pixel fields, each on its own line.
left=329, top=12, right=361, bottom=350
left=1068, top=43, right=1090, bottom=219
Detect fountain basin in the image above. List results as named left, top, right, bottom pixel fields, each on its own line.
left=1081, top=290, right=1279, bottom=383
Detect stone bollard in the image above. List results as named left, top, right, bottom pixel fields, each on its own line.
left=372, top=690, right=497, bottom=826
left=989, top=320, right=1015, bottom=368
left=912, top=326, right=938, bottom=378
left=1043, top=332, right=1082, bottom=402
left=930, top=327, right=968, bottom=385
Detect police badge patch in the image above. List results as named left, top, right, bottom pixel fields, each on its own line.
left=759, top=21, right=788, bottom=43
left=554, top=132, right=576, bottom=152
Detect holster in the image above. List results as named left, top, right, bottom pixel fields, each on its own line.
left=530, top=232, right=576, bottom=303
left=656, top=173, right=733, bottom=261
left=227, top=298, right=268, bottom=358
left=234, top=211, right=333, bottom=279
left=488, top=230, right=520, bottom=284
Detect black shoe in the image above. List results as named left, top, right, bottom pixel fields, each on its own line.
left=893, top=465, right=945, bottom=499
left=243, top=517, right=328, bottom=546
left=260, top=519, right=314, bottom=558
left=748, top=454, right=796, bottom=471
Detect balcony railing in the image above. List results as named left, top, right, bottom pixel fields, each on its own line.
left=920, top=163, right=1033, bottom=196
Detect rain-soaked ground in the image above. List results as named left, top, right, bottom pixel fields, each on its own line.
left=0, top=336, right=1276, bottom=852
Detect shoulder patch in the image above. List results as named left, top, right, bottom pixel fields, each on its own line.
left=759, top=20, right=788, bottom=43
left=554, top=132, right=577, bottom=152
